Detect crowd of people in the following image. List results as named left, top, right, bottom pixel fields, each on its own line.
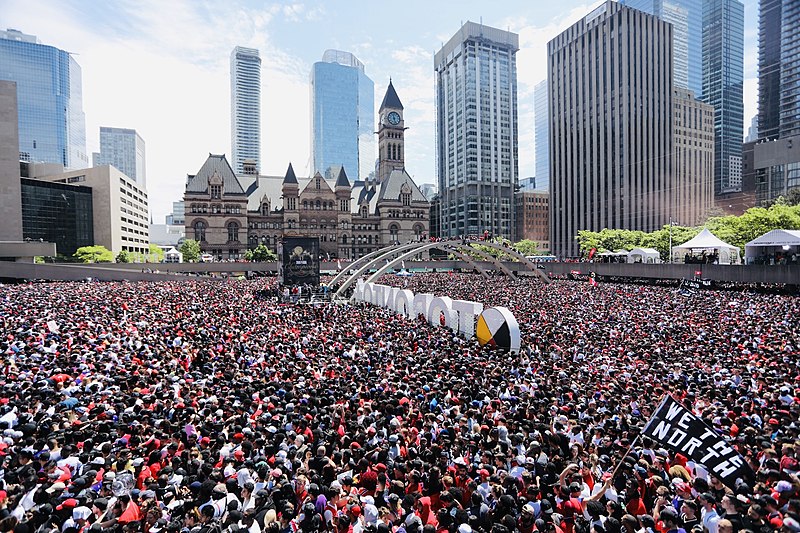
left=0, top=274, right=798, bottom=533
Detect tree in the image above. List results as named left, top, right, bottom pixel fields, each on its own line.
left=149, top=243, right=164, bottom=263
left=116, top=250, right=131, bottom=263
left=74, top=245, right=114, bottom=263
left=248, top=243, right=277, bottom=262
left=180, top=239, right=200, bottom=262
left=513, top=239, right=540, bottom=256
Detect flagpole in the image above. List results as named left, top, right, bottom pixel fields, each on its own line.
left=608, top=392, right=670, bottom=479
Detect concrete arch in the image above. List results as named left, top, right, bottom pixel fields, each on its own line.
left=462, top=240, right=551, bottom=283
left=328, top=242, right=429, bottom=287
left=335, top=241, right=515, bottom=297
left=445, top=244, right=517, bottom=281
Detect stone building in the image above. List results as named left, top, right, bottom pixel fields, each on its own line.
left=184, top=83, right=430, bottom=261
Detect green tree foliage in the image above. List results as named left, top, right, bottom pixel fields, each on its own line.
left=576, top=202, right=800, bottom=260
left=74, top=245, right=114, bottom=263
left=249, top=243, right=277, bottom=262
left=180, top=239, right=200, bottom=262
left=513, top=239, right=540, bottom=256
left=149, top=243, right=165, bottom=263
left=116, top=250, right=131, bottom=263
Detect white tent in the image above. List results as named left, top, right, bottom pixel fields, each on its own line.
left=744, top=229, right=800, bottom=264
left=672, top=228, right=741, bottom=264
left=627, top=247, right=661, bottom=264
left=163, top=247, right=183, bottom=263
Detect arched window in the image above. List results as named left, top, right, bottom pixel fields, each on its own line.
left=303, top=200, right=308, bottom=210
left=194, top=221, right=206, bottom=242
left=389, top=224, right=399, bottom=243
left=227, top=221, right=239, bottom=242
left=316, top=200, right=321, bottom=210
left=341, top=234, right=348, bottom=244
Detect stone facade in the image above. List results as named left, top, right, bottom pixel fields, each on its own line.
left=184, top=83, right=430, bottom=261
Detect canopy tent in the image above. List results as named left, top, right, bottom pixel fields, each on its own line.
left=597, top=250, right=628, bottom=263
left=163, top=247, right=183, bottom=263
left=627, top=247, right=661, bottom=264
left=744, top=229, right=800, bottom=264
left=672, top=228, right=741, bottom=264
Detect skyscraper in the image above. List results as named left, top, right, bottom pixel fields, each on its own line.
left=702, top=0, right=744, bottom=194
left=673, top=88, right=715, bottom=227
left=0, top=28, right=87, bottom=169
left=548, top=1, right=673, bottom=258
left=310, top=50, right=375, bottom=181
left=533, top=79, right=549, bottom=190
left=759, top=0, right=800, bottom=140
left=620, top=0, right=701, bottom=95
left=435, top=22, right=519, bottom=240
left=93, top=127, right=146, bottom=186
left=758, top=0, right=782, bottom=140
left=780, top=0, right=800, bottom=138
left=230, top=46, right=261, bottom=175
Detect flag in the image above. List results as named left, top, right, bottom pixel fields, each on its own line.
left=642, top=395, right=755, bottom=490
left=588, top=247, right=597, bottom=260
left=570, top=270, right=581, bottom=275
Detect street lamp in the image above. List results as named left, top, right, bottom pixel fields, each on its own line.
left=668, top=217, right=675, bottom=264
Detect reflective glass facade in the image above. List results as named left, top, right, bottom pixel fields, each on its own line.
left=702, top=0, right=745, bottom=194
left=310, top=51, right=374, bottom=181
left=780, top=0, right=800, bottom=138
left=620, top=0, right=702, bottom=95
left=0, top=29, right=87, bottom=169
left=533, top=79, right=549, bottom=190
left=435, top=22, right=519, bottom=240
left=230, top=46, right=261, bottom=174
left=93, top=127, right=146, bottom=186
left=759, top=0, right=782, bottom=140
left=21, top=177, right=93, bottom=256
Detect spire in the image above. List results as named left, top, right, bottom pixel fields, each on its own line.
left=335, top=166, right=350, bottom=188
left=283, top=163, right=298, bottom=184
left=379, top=80, right=404, bottom=111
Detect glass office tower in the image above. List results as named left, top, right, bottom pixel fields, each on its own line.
left=310, top=50, right=375, bottom=181
left=533, top=79, right=549, bottom=190
left=0, top=28, right=87, bottom=169
left=230, top=46, right=261, bottom=174
left=620, top=0, right=701, bottom=96
left=703, top=0, right=745, bottom=194
left=93, top=127, right=146, bottom=186
left=435, top=22, right=519, bottom=240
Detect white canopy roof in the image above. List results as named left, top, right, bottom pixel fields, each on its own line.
left=674, top=228, right=739, bottom=252
left=744, top=229, right=800, bottom=260
left=745, top=229, right=800, bottom=248
left=672, top=228, right=741, bottom=264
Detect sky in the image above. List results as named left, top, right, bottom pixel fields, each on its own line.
left=2, top=0, right=759, bottom=222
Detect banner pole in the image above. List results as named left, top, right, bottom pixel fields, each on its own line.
left=608, top=393, right=669, bottom=480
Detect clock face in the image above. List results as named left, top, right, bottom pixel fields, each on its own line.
left=387, top=111, right=401, bottom=125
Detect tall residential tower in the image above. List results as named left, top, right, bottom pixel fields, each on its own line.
left=435, top=22, right=519, bottom=240
left=230, top=46, right=261, bottom=174
left=0, top=28, right=87, bottom=169
left=310, top=50, right=375, bottom=181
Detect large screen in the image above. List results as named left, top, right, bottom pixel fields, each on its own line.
left=279, top=237, right=320, bottom=286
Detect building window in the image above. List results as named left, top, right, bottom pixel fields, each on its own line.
left=194, top=221, right=206, bottom=242
left=227, top=221, right=239, bottom=242
left=210, top=184, right=222, bottom=199
left=389, top=224, right=399, bottom=243
left=401, top=192, right=411, bottom=206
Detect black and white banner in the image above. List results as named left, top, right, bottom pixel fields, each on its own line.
left=642, top=395, right=755, bottom=489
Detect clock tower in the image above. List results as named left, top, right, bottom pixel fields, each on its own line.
left=377, top=80, right=405, bottom=184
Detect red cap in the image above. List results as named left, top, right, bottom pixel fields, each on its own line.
left=769, top=418, right=780, bottom=425
left=350, top=505, right=362, bottom=516
left=57, top=499, right=79, bottom=510
left=479, top=469, right=490, bottom=478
